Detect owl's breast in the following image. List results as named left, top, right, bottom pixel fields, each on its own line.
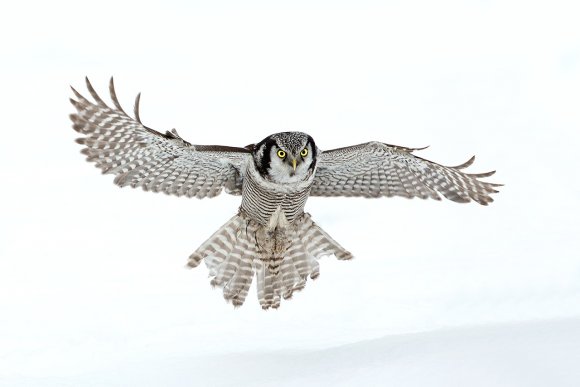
left=240, top=161, right=313, bottom=225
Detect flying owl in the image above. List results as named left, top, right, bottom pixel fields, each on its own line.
left=70, top=78, right=501, bottom=309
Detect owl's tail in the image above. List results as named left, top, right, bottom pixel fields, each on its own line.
left=187, top=212, right=352, bottom=309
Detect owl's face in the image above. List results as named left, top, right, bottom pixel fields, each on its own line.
left=253, top=132, right=317, bottom=183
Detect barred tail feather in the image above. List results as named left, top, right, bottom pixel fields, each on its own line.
left=187, top=212, right=352, bottom=309
left=223, top=237, right=255, bottom=307
left=187, top=214, right=244, bottom=270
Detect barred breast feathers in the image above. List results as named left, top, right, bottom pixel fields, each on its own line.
left=240, top=159, right=313, bottom=226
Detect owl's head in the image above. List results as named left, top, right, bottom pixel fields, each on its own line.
left=253, top=132, right=317, bottom=183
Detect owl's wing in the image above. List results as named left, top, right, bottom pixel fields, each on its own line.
left=70, top=77, right=250, bottom=198
left=311, top=142, right=501, bottom=205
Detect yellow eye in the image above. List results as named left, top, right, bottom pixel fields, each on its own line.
left=300, top=148, right=308, bottom=157
left=277, top=150, right=286, bottom=158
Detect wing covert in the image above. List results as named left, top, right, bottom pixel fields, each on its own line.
left=311, top=141, right=501, bottom=205
left=70, top=77, right=251, bottom=198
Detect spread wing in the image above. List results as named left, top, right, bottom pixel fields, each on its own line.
left=70, top=77, right=251, bottom=198
left=311, top=142, right=501, bottom=205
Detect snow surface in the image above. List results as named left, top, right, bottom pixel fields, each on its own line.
left=1, top=1, right=580, bottom=386
left=4, top=318, right=580, bottom=387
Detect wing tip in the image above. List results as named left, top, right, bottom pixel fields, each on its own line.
left=134, top=92, right=142, bottom=123
left=85, top=76, right=108, bottom=107
left=449, top=155, right=476, bottom=169
left=468, top=170, right=496, bottom=178
left=70, top=85, right=83, bottom=99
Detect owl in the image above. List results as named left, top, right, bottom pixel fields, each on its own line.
left=70, top=78, right=500, bottom=309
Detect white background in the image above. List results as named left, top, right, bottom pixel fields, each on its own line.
left=1, top=1, right=579, bottom=386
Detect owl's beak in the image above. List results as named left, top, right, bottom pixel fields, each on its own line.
left=292, top=159, right=297, bottom=171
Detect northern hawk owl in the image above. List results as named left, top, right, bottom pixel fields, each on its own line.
left=70, top=78, right=500, bottom=309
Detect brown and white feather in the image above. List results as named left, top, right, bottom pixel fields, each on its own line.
left=311, top=142, right=500, bottom=205
left=70, top=77, right=250, bottom=199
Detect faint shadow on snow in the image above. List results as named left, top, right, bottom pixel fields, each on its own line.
left=9, top=318, right=580, bottom=387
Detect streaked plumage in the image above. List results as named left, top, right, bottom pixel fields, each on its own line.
left=70, top=77, right=501, bottom=309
